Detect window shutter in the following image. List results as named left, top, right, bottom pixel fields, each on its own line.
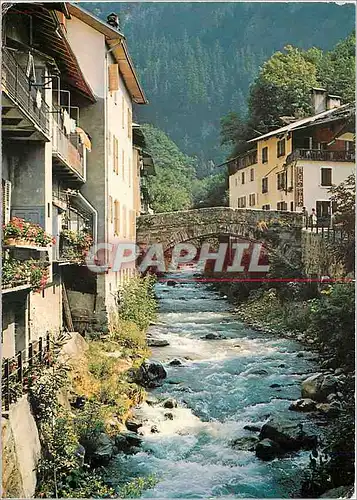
left=109, top=196, right=113, bottom=223
left=2, top=180, right=11, bottom=224
left=108, top=64, right=119, bottom=92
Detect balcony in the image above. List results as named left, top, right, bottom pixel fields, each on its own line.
left=286, top=149, right=355, bottom=165
left=52, top=114, right=86, bottom=183
left=1, top=48, right=50, bottom=139
left=228, top=149, right=258, bottom=175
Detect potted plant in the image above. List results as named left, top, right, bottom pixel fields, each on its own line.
left=3, top=217, right=54, bottom=247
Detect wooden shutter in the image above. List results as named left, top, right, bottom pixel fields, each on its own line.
left=122, top=96, right=125, bottom=128
left=127, top=108, right=132, bottom=139
left=122, top=205, right=127, bottom=238
left=113, top=137, right=119, bottom=174
left=108, top=64, right=119, bottom=92
left=2, top=180, right=11, bottom=224
left=122, top=150, right=125, bottom=180
left=114, top=200, right=120, bottom=236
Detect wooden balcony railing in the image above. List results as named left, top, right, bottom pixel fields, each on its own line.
left=286, top=149, right=355, bottom=164
left=228, top=149, right=258, bottom=175
left=52, top=117, right=85, bottom=180
left=2, top=48, right=50, bottom=135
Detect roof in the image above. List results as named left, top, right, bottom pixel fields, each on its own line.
left=67, top=3, right=147, bottom=104
left=247, top=103, right=354, bottom=144
left=7, top=3, right=95, bottom=101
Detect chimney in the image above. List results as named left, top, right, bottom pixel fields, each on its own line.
left=311, top=88, right=328, bottom=115
left=107, top=12, right=120, bottom=30
left=326, top=94, right=342, bottom=110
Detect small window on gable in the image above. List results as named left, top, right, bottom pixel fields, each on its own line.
left=262, top=147, right=268, bottom=163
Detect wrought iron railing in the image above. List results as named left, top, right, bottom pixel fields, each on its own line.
left=287, top=149, right=355, bottom=164
left=2, top=48, right=50, bottom=135
left=2, top=333, right=51, bottom=411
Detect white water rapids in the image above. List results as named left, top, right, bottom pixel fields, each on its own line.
left=107, top=274, right=320, bottom=498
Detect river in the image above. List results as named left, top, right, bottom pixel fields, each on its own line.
left=108, top=273, right=320, bottom=498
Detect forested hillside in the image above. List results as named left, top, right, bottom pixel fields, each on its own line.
left=86, top=2, right=354, bottom=175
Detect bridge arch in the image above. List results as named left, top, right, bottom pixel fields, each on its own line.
left=136, top=207, right=303, bottom=270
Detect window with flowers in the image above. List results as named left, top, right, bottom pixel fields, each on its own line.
left=3, top=217, right=55, bottom=247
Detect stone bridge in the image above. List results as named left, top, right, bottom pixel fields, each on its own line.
left=137, top=207, right=303, bottom=267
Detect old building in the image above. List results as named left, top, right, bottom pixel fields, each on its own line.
left=1, top=2, right=149, bottom=355
left=228, top=89, right=355, bottom=223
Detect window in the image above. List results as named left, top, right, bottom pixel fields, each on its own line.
left=113, top=136, right=119, bottom=174
left=321, top=167, right=332, bottom=186
left=277, top=171, right=287, bottom=191
left=237, top=196, right=246, bottom=208
left=241, top=171, right=245, bottom=185
left=122, top=205, right=127, bottom=238
left=128, top=158, right=132, bottom=187
left=122, top=150, right=125, bottom=180
left=249, top=193, right=256, bottom=207
left=262, top=204, right=270, bottom=211
left=127, top=108, right=132, bottom=139
left=277, top=201, right=287, bottom=211
left=109, top=195, right=113, bottom=223
left=262, top=177, right=268, bottom=193
left=235, top=178, right=238, bottom=187
left=277, top=139, right=286, bottom=158
left=290, top=201, right=294, bottom=212
left=122, top=96, right=125, bottom=129
left=250, top=168, right=254, bottom=181
left=262, top=146, right=268, bottom=163
left=114, top=200, right=120, bottom=235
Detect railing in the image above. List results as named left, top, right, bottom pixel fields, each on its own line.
left=287, top=149, right=355, bottom=164
left=228, top=149, right=258, bottom=175
left=2, top=334, right=51, bottom=411
left=1, top=48, right=50, bottom=135
left=52, top=116, right=85, bottom=179
left=303, top=219, right=353, bottom=243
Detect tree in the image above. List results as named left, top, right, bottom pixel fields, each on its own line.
left=329, top=172, right=355, bottom=235
left=192, top=172, right=228, bottom=208
left=248, top=45, right=318, bottom=133
left=141, top=124, right=196, bottom=212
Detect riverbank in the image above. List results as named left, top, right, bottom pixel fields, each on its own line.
left=210, top=279, right=355, bottom=497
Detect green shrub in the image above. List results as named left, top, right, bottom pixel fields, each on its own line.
left=116, top=275, right=157, bottom=331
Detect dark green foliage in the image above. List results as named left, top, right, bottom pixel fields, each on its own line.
left=309, top=283, right=355, bottom=369
left=116, top=274, right=157, bottom=331
left=141, top=124, right=196, bottom=212
left=86, top=2, right=354, bottom=168
left=192, top=172, right=228, bottom=208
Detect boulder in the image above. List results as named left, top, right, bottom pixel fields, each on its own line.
left=147, top=339, right=170, bottom=347
left=334, top=368, right=344, bottom=376
left=151, top=425, right=159, bottom=434
left=243, top=424, right=261, bottom=432
left=256, top=439, right=282, bottom=461
left=125, top=419, right=143, bottom=433
left=201, top=333, right=227, bottom=340
left=320, top=486, right=352, bottom=498
left=163, top=398, right=178, bottom=409
left=246, top=368, right=269, bottom=376
left=136, top=360, right=167, bottom=388
left=90, top=433, right=115, bottom=466
left=301, top=373, right=338, bottom=402
left=167, top=280, right=178, bottom=287
left=289, top=399, right=317, bottom=413
left=169, top=358, right=184, bottom=366
left=316, top=401, right=341, bottom=417
left=114, top=432, right=142, bottom=453
left=259, top=417, right=317, bottom=451
left=164, top=412, right=174, bottom=420
left=230, top=436, right=259, bottom=451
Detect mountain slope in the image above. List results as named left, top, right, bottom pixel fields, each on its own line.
left=86, top=2, right=355, bottom=174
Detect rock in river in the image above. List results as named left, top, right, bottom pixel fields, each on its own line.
left=256, top=439, right=282, bottom=461
left=147, top=338, right=170, bottom=347
left=125, top=418, right=143, bottom=433
left=289, top=398, right=317, bottom=412
left=201, top=333, right=227, bottom=340
left=163, top=398, right=178, bottom=409
left=301, top=373, right=338, bottom=402
left=90, top=433, right=115, bottom=466
left=259, top=416, right=317, bottom=451
left=136, top=360, right=167, bottom=388
left=169, top=358, right=184, bottom=366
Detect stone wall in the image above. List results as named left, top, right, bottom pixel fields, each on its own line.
left=301, top=230, right=347, bottom=279
left=2, top=396, right=41, bottom=498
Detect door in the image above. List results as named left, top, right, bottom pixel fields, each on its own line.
left=316, top=200, right=331, bottom=227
